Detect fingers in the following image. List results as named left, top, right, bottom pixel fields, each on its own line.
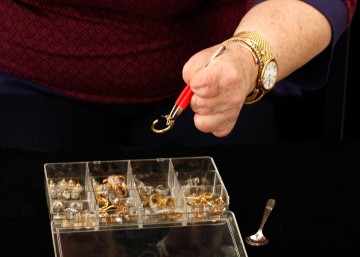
left=190, top=84, right=238, bottom=115
left=190, top=78, right=243, bottom=137
left=183, top=44, right=256, bottom=136
left=193, top=110, right=239, bottom=137
left=183, top=45, right=227, bottom=89
left=190, top=68, right=220, bottom=98
left=188, top=60, right=244, bottom=136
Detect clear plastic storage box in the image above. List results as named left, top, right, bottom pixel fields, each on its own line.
left=44, top=156, right=248, bottom=257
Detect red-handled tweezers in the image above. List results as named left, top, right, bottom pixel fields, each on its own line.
left=151, top=45, right=226, bottom=134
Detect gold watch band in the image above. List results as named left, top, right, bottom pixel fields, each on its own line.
left=223, top=31, right=277, bottom=104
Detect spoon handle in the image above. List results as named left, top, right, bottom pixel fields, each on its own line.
left=258, top=198, right=276, bottom=231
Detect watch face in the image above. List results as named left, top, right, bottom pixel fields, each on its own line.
left=262, top=60, right=278, bottom=90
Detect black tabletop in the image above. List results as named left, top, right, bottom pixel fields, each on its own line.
left=0, top=138, right=358, bottom=257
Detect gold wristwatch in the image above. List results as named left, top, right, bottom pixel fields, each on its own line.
left=223, top=31, right=278, bottom=104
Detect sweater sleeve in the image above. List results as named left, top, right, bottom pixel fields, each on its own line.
left=255, top=0, right=357, bottom=93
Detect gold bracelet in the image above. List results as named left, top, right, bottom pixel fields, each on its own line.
left=223, top=32, right=278, bottom=104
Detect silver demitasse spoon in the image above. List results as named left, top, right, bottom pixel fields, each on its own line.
left=245, top=198, right=276, bottom=246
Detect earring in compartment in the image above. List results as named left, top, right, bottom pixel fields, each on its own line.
left=97, top=195, right=109, bottom=209
left=61, top=189, right=71, bottom=200
left=99, top=210, right=109, bottom=224
left=103, top=175, right=126, bottom=190
left=155, top=185, right=169, bottom=196
left=114, top=182, right=127, bottom=198
left=67, top=179, right=75, bottom=191
left=49, top=180, right=58, bottom=199
left=71, top=182, right=84, bottom=199
left=149, top=193, right=162, bottom=207
left=109, top=214, right=123, bottom=224
left=115, top=202, right=129, bottom=216
left=52, top=199, right=65, bottom=212
left=57, top=178, right=68, bottom=191
left=160, top=196, right=175, bottom=207
left=68, top=200, right=83, bottom=210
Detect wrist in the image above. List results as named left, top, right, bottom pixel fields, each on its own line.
left=223, top=31, right=278, bottom=104
left=232, top=42, right=260, bottom=96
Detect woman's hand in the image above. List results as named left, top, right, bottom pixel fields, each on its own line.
left=183, top=44, right=258, bottom=137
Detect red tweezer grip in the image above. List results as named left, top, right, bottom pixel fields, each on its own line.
left=175, top=84, right=193, bottom=110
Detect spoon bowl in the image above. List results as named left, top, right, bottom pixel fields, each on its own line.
left=245, top=198, right=276, bottom=246
left=245, top=230, right=269, bottom=246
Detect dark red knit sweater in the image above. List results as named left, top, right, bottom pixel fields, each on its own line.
left=0, top=0, right=251, bottom=104
left=0, top=0, right=356, bottom=104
